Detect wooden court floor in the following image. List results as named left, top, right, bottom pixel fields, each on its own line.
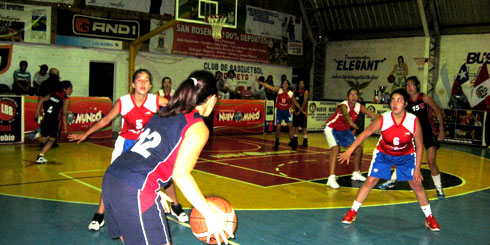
left=1, top=132, right=489, bottom=244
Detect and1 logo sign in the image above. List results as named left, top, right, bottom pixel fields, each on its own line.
left=0, top=98, right=17, bottom=122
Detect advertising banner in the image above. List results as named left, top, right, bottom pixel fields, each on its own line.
left=24, top=96, right=113, bottom=139
left=245, top=6, right=302, bottom=43
left=307, top=101, right=338, bottom=131
left=56, top=9, right=150, bottom=42
left=0, top=2, right=51, bottom=44
left=0, top=96, right=23, bottom=143
left=364, top=103, right=390, bottom=134
left=85, top=0, right=174, bottom=16
left=213, top=99, right=265, bottom=135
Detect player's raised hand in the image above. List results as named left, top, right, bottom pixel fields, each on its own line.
left=67, top=133, right=87, bottom=143
left=205, top=203, right=234, bottom=245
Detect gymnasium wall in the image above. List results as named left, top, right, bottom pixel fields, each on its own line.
left=324, top=33, right=490, bottom=109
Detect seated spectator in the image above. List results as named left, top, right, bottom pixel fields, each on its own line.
left=216, top=71, right=229, bottom=99
left=252, top=76, right=267, bottom=99
left=33, top=64, right=49, bottom=95
left=39, top=68, right=60, bottom=98
left=224, top=70, right=241, bottom=99
left=12, top=60, right=32, bottom=95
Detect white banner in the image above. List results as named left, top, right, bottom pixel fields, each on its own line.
left=0, top=2, right=51, bottom=44
left=149, top=19, right=173, bottom=54
left=85, top=0, right=174, bottom=16
left=245, top=5, right=302, bottom=43
left=307, top=101, right=337, bottom=131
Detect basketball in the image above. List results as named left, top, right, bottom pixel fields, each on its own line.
left=387, top=75, right=395, bottom=83
left=190, top=197, right=237, bottom=244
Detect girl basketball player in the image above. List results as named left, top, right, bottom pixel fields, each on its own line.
left=68, top=69, right=187, bottom=232
left=101, top=70, right=233, bottom=244
left=338, top=89, right=440, bottom=232
left=324, top=88, right=378, bottom=189
left=256, top=78, right=304, bottom=150
left=34, top=80, right=73, bottom=164
left=157, top=76, right=174, bottom=100
left=292, top=80, right=309, bottom=146
left=379, top=76, right=446, bottom=199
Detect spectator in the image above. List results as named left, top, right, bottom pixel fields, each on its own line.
left=216, top=71, right=229, bottom=99
left=157, top=76, right=174, bottom=100
left=264, top=75, right=276, bottom=100
left=252, top=76, right=267, bottom=100
left=12, top=60, right=32, bottom=95
left=39, top=68, right=60, bottom=98
left=224, top=70, right=241, bottom=99
left=448, top=85, right=471, bottom=109
left=33, top=64, right=49, bottom=95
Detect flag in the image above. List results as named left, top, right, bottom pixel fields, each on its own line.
left=451, top=63, right=469, bottom=95
left=440, top=63, right=451, bottom=94
left=470, top=62, right=490, bottom=110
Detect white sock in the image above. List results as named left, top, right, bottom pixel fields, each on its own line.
left=432, top=174, right=442, bottom=190
left=294, top=134, right=298, bottom=137
left=421, top=204, right=432, bottom=217
left=391, top=169, right=397, bottom=182
left=352, top=200, right=362, bottom=211
left=303, top=135, right=308, bottom=139
left=329, top=174, right=336, bottom=179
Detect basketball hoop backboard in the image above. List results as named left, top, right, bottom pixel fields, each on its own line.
left=175, top=0, right=237, bottom=29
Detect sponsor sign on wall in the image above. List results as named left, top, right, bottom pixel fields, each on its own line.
left=0, top=2, right=51, bottom=44
left=0, top=96, right=23, bottom=143
left=85, top=0, right=174, bottom=16
left=24, top=96, right=113, bottom=139
left=57, top=9, right=150, bottom=41
left=307, top=101, right=338, bottom=131
left=213, top=99, right=265, bottom=135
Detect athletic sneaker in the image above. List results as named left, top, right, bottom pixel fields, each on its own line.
left=425, top=214, right=440, bottom=231
left=378, top=180, right=395, bottom=189
left=302, top=138, right=308, bottom=147
left=351, top=171, right=366, bottom=181
left=290, top=138, right=297, bottom=150
left=171, top=204, right=189, bottom=223
left=88, top=213, right=105, bottom=231
left=274, top=139, right=279, bottom=150
left=28, top=128, right=41, bottom=141
left=436, top=188, right=445, bottom=200
left=326, top=175, right=340, bottom=189
left=35, top=154, right=48, bottom=164
left=342, top=209, right=357, bottom=224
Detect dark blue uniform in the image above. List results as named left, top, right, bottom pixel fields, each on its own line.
left=102, top=111, right=203, bottom=244
left=40, top=91, right=66, bottom=138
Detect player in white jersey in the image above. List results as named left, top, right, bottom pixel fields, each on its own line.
left=338, top=89, right=441, bottom=232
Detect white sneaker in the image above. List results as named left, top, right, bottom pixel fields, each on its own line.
left=35, top=154, right=48, bottom=164
left=326, top=175, right=340, bottom=189
left=171, top=204, right=189, bottom=223
left=351, top=171, right=366, bottom=181
left=88, top=213, right=105, bottom=231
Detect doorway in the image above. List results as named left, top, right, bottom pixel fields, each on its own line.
left=89, top=62, right=115, bottom=100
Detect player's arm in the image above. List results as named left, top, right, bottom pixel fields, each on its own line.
left=360, top=104, right=379, bottom=120
left=291, top=96, right=305, bottom=114
left=423, top=94, right=445, bottom=140
left=339, top=104, right=358, bottom=129
left=62, top=98, right=71, bottom=135
left=255, top=77, right=279, bottom=93
left=413, top=119, right=424, bottom=183
left=158, top=96, right=169, bottom=107
left=172, top=121, right=233, bottom=244
left=68, top=101, right=121, bottom=143
left=338, top=117, right=381, bottom=165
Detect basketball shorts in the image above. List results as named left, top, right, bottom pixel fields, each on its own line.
left=275, top=108, right=292, bottom=124
left=422, top=129, right=440, bottom=149
left=111, top=136, right=137, bottom=163
left=293, top=112, right=306, bottom=128
left=324, top=126, right=355, bottom=148
left=102, top=174, right=170, bottom=245
left=368, top=150, right=416, bottom=181
left=40, top=118, right=60, bottom=139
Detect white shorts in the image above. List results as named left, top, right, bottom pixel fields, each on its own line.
left=111, top=136, right=137, bottom=163
left=324, top=127, right=337, bottom=148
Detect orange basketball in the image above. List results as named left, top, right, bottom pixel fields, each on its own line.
left=190, top=197, right=237, bottom=244
left=387, top=75, right=395, bottom=83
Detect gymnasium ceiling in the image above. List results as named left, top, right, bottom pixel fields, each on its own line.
left=298, top=0, right=490, bottom=41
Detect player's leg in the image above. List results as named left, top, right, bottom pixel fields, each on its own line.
left=408, top=180, right=440, bottom=231
left=342, top=176, right=379, bottom=224
left=36, top=136, right=55, bottom=164
left=351, top=145, right=366, bottom=181
left=324, top=127, right=340, bottom=188
left=301, top=116, right=308, bottom=146
left=165, top=181, right=189, bottom=223
left=287, top=122, right=297, bottom=150
left=426, top=144, right=444, bottom=199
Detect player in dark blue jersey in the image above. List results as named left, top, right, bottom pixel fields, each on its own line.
left=102, top=71, right=233, bottom=245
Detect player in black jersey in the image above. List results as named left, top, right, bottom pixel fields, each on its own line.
left=292, top=80, right=309, bottom=146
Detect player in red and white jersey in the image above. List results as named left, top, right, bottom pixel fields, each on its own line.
left=324, top=88, right=378, bottom=189
left=157, top=76, right=175, bottom=101
left=256, top=78, right=304, bottom=150
left=69, top=69, right=186, bottom=231
left=338, top=89, right=441, bottom=232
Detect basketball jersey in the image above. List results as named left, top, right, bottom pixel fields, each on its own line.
left=42, top=91, right=67, bottom=123
left=157, top=89, right=174, bottom=101
left=105, top=111, right=203, bottom=213
left=276, top=88, right=293, bottom=110
left=326, top=101, right=361, bottom=131
left=294, top=89, right=306, bottom=112
left=119, top=94, right=159, bottom=140
left=376, top=111, right=417, bottom=156
left=407, top=93, right=437, bottom=135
